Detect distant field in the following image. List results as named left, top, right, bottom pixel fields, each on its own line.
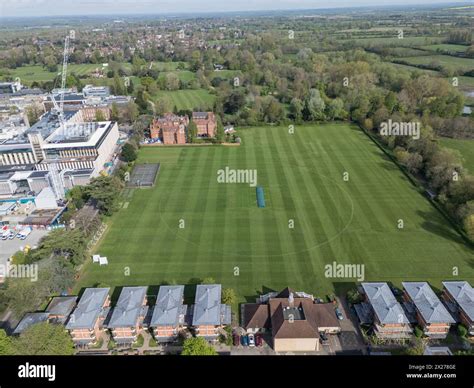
left=152, top=89, right=216, bottom=111
left=152, top=61, right=187, bottom=71
left=389, top=63, right=474, bottom=88
left=211, top=70, right=242, bottom=80
left=158, top=70, right=196, bottom=82
left=440, top=138, right=474, bottom=173
left=76, top=124, right=474, bottom=299
left=4, top=64, right=100, bottom=83
left=395, top=55, right=474, bottom=74
left=421, top=44, right=469, bottom=54
left=343, top=36, right=444, bottom=47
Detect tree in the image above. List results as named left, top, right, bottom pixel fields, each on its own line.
left=0, top=329, right=14, bottom=355
left=165, top=73, right=180, bottom=91
left=305, top=89, right=326, bottom=121
left=123, top=101, right=139, bottom=123
left=95, top=109, right=106, bottom=122
left=222, top=288, right=237, bottom=305
left=289, top=98, right=304, bottom=123
left=223, top=91, right=246, bottom=115
left=121, top=142, right=138, bottom=162
left=215, top=116, right=224, bottom=143
left=187, top=121, right=198, bottom=143
left=111, top=102, right=120, bottom=122
left=201, top=277, right=215, bottom=284
left=464, top=214, right=474, bottom=241
left=86, top=176, right=124, bottom=216
left=14, top=322, right=74, bottom=355
left=457, top=324, right=468, bottom=338
left=181, top=337, right=218, bottom=356
left=0, top=278, right=45, bottom=319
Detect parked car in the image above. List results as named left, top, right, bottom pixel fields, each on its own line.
left=241, top=334, right=249, bottom=346
left=255, top=334, right=263, bottom=347
left=233, top=334, right=240, bottom=346
left=248, top=334, right=255, bottom=347
left=335, top=307, right=344, bottom=320
left=319, top=332, right=329, bottom=345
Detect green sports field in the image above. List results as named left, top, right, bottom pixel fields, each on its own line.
left=77, top=124, right=474, bottom=299
left=152, top=89, right=216, bottom=111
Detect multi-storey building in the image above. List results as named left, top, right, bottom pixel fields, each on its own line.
left=192, top=112, right=216, bottom=138
left=66, top=288, right=110, bottom=346
left=107, top=287, right=148, bottom=345
left=150, top=113, right=189, bottom=144
left=149, top=285, right=187, bottom=342
left=402, top=282, right=455, bottom=338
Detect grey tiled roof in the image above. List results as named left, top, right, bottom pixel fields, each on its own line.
left=45, top=296, right=77, bottom=317
left=403, top=282, right=455, bottom=324
left=150, top=285, right=184, bottom=327
left=13, top=313, right=50, bottom=335
left=192, top=284, right=222, bottom=326
left=362, top=282, right=410, bottom=325
left=107, top=287, right=147, bottom=329
left=443, top=281, right=474, bottom=321
left=66, top=288, right=110, bottom=330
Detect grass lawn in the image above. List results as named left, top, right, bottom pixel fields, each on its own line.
left=4, top=64, right=100, bottom=84
left=152, top=89, right=216, bottom=111
left=76, top=124, right=474, bottom=300
left=440, top=138, right=474, bottom=173
left=420, top=44, right=469, bottom=53
left=395, top=55, right=474, bottom=74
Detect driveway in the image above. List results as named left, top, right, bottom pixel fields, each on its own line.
left=335, top=296, right=367, bottom=354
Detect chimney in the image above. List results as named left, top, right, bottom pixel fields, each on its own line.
left=288, top=292, right=294, bottom=307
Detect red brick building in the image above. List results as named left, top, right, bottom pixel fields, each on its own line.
left=192, top=112, right=217, bottom=138
left=150, top=113, right=189, bottom=144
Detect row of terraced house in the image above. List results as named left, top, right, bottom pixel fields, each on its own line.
left=12, top=284, right=231, bottom=347
left=354, top=281, right=474, bottom=339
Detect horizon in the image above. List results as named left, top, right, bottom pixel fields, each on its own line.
left=0, top=0, right=471, bottom=18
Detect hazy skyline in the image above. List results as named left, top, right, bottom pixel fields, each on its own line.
left=0, top=0, right=469, bottom=18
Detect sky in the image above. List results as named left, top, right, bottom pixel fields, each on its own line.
left=0, top=0, right=468, bottom=18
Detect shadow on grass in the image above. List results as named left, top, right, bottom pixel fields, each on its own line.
left=416, top=209, right=467, bottom=246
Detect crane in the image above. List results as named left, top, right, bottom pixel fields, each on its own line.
left=51, top=30, right=74, bottom=128
left=48, top=30, right=75, bottom=200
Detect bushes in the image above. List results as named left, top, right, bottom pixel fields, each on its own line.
left=414, top=326, right=424, bottom=338
left=457, top=324, right=468, bottom=338
left=120, top=142, right=138, bottom=163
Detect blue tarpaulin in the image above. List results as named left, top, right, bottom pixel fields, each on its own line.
left=256, top=186, right=265, bottom=208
